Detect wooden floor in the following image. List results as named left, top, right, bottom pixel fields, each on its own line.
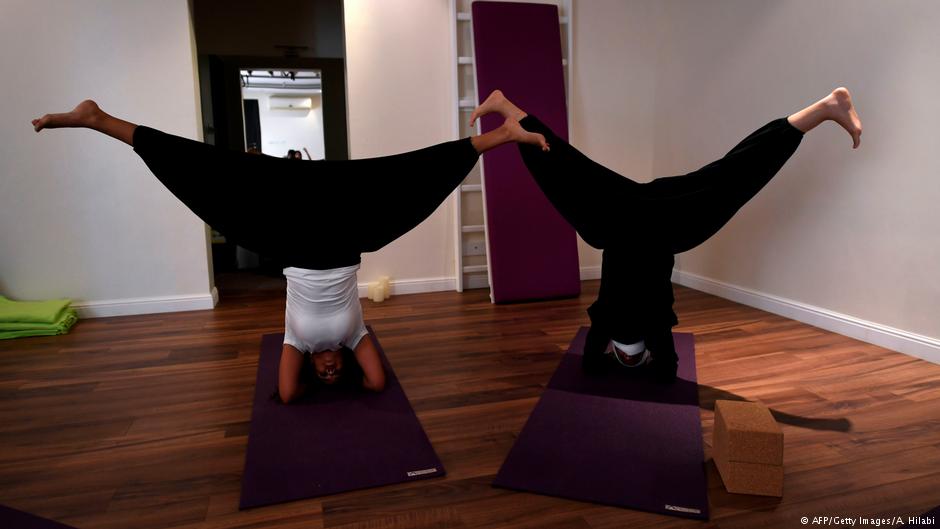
left=1, top=272, right=938, bottom=529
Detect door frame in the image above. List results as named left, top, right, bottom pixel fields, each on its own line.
left=200, top=54, right=349, bottom=160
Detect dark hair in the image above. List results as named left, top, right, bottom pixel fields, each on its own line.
left=269, top=347, right=365, bottom=404
left=303, top=347, right=364, bottom=390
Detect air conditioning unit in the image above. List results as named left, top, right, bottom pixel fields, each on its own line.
left=269, top=96, right=312, bottom=111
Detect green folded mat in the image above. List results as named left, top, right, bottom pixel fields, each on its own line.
left=0, top=296, right=79, bottom=340
left=0, top=295, right=72, bottom=323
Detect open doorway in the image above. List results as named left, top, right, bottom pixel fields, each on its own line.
left=241, top=69, right=325, bottom=159
left=189, top=0, right=346, bottom=298
left=234, top=68, right=326, bottom=269
left=199, top=56, right=348, bottom=281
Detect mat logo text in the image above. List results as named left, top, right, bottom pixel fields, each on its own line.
left=407, top=468, right=438, bottom=477
left=665, top=505, right=702, bottom=514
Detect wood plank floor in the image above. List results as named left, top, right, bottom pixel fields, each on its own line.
left=1, top=272, right=938, bottom=528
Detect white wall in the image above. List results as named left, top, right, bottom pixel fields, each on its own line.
left=344, top=0, right=602, bottom=289
left=343, top=0, right=458, bottom=287
left=242, top=88, right=326, bottom=159
left=0, top=0, right=214, bottom=317
left=5, top=0, right=934, bottom=361
left=571, top=0, right=940, bottom=360
left=568, top=0, right=664, bottom=272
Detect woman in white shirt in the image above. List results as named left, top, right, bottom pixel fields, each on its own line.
left=32, top=98, right=549, bottom=402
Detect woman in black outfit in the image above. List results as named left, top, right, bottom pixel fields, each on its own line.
left=470, top=88, right=862, bottom=382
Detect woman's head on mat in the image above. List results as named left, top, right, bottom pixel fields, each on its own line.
left=311, top=349, right=344, bottom=384
left=306, top=347, right=364, bottom=389
left=276, top=346, right=366, bottom=403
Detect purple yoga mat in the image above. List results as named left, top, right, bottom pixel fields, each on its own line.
left=239, top=328, right=444, bottom=509
left=0, top=505, right=77, bottom=529
left=472, top=1, right=581, bottom=303
left=494, top=328, right=709, bottom=519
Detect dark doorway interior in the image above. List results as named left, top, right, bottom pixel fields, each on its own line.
left=201, top=55, right=349, bottom=276
left=201, top=55, right=348, bottom=158
left=243, top=99, right=261, bottom=152
left=191, top=0, right=347, bottom=281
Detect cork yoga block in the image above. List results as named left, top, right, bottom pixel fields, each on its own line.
left=713, top=400, right=784, bottom=497
left=713, top=455, right=785, bottom=497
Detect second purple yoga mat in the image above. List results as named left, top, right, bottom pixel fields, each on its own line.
left=494, top=327, right=709, bottom=519
left=239, top=328, right=444, bottom=509
left=472, top=1, right=581, bottom=303
left=0, top=505, right=77, bottom=529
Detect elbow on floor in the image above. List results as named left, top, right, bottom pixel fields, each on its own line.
left=278, top=385, right=303, bottom=404
left=362, top=377, right=386, bottom=393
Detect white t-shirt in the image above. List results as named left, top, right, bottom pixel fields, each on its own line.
left=283, top=265, right=368, bottom=353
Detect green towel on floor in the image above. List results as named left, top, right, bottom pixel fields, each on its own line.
left=0, top=296, right=79, bottom=339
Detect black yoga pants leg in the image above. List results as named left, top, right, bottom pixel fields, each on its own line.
left=517, top=115, right=804, bottom=253
left=516, top=116, right=641, bottom=250
left=590, top=247, right=678, bottom=338
left=518, top=115, right=803, bottom=352
left=637, top=118, right=804, bottom=254
left=132, top=126, right=479, bottom=269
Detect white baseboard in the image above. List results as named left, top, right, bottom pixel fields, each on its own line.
left=73, top=287, right=218, bottom=318
left=357, top=267, right=602, bottom=298
left=580, top=265, right=602, bottom=281
left=357, top=276, right=456, bottom=298
left=672, top=269, right=940, bottom=364
left=71, top=270, right=939, bottom=365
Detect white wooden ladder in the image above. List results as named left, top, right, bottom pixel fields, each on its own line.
left=450, top=0, right=572, bottom=295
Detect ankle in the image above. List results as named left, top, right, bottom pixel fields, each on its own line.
left=498, top=120, right=514, bottom=141
left=86, top=108, right=105, bottom=129
left=821, top=96, right=840, bottom=119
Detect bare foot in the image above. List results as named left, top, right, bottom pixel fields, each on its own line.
left=824, top=87, right=862, bottom=149
left=469, top=89, right=527, bottom=127
left=32, top=100, right=102, bottom=132
left=503, top=118, right=549, bottom=151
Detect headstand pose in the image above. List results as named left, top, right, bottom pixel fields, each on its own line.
left=470, top=88, right=862, bottom=382
left=31, top=100, right=549, bottom=401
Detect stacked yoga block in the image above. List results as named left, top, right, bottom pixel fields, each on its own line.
left=713, top=400, right=784, bottom=497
